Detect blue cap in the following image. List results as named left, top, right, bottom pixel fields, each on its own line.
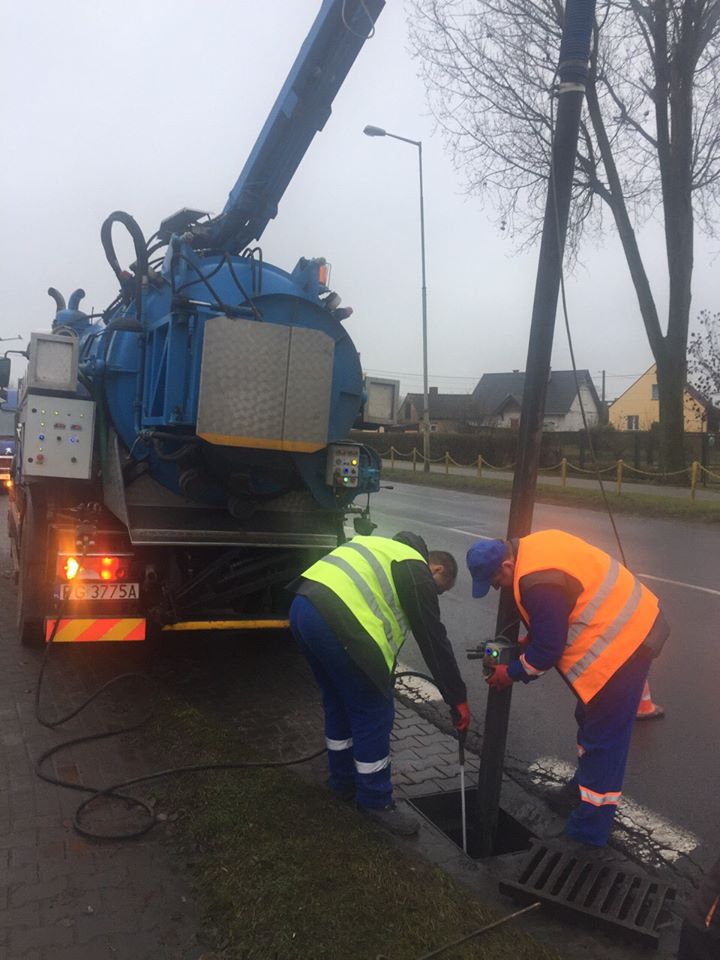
left=466, top=540, right=506, bottom=598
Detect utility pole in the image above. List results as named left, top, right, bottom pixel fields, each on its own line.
left=474, top=0, right=597, bottom=856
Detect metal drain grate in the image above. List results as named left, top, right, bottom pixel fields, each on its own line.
left=499, top=840, right=675, bottom=947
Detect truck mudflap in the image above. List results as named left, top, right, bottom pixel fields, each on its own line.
left=44, top=618, right=146, bottom=643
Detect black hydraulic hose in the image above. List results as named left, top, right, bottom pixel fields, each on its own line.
left=173, top=253, right=225, bottom=305
left=34, top=612, right=328, bottom=840
left=34, top=650, right=447, bottom=840
left=225, top=255, right=263, bottom=321
left=174, top=255, right=227, bottom=295
left=101, top=211, right=149, bottom=288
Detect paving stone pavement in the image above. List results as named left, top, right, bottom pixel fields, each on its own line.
left=0, top=535, right=211, bottom=960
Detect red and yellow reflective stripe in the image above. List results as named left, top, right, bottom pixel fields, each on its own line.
left=45, top=618, right=146, bottom=643
left=578, top=785, right=622, bottom=807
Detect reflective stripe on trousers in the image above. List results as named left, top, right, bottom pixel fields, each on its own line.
left=355, top=756, right=390, bottom=775
left=326, top=737, right=353, bottom=751
left=341, top=541, right=411, bottom=639
left=319, top=554, right=400, bottom=656
left=578, top=786, right=622, bottom=807
left=566, top=576, right=643, bottom=684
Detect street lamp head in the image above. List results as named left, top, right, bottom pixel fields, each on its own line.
left=363, top=125, right=386, bottom=137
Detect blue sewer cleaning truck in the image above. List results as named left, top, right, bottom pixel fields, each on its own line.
left=7, top=0, right=386, bottom=646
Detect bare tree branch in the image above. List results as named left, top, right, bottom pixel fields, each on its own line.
left=409, top=0, right=720, bottom=468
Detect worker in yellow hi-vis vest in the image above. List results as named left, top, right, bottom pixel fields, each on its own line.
left=288, top=532, right=470, bottom=838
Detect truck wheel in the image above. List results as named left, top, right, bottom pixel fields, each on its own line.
left=16, top=490, right=46, bottom=647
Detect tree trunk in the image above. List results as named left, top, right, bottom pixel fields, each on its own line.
left=656, top=346, right=687, bottom=472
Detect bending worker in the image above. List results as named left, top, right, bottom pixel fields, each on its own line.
left=289, top=532, right=471, bottom=837
left=467, top=529, right=668, bottom=847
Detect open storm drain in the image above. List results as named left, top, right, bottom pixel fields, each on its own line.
left=408, top=788, right=535, bottom=858
left=499, top=839, right=676, bottom=947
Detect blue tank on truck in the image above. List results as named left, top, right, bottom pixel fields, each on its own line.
left=9, top=0, right=385, bottom=646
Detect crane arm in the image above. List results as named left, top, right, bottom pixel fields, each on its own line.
left=198, top=0, right=384, bottom=254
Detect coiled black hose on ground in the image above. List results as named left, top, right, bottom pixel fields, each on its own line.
left=34, top=614, right=325, bottom=840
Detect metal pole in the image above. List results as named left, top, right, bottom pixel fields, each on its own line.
left=458, top=732, right=468, bottom=854
left=364, top=127, right=431, bottom=469
left=418, top=141, right=431, bottom=472
left=474, top=0, right=597, bottom=857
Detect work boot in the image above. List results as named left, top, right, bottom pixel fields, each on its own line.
left=549, top=834, right=619, bottom=862
left=544, top=779, right=580, bottom=816
left=358, top=802, right=420, bottom=837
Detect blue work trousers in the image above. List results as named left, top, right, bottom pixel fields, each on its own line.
left=289, top=595, right=395, bottom=810
left=565, top=648, right=651, bottom=846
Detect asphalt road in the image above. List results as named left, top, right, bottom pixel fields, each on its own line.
left=371, top=480, right=720, bottom=863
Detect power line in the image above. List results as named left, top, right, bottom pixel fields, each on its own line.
left=364, top=367, right=478, bottom=380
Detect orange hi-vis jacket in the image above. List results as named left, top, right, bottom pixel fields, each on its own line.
left=513, top=530, right=660, bottom=704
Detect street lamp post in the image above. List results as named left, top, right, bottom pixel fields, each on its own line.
left=364, top=125, right=431, bottom=472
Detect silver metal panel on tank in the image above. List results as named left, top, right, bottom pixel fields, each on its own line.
left=284, top=326, right=334, bottom=446
left=197, top=316, right=333, bottom=451
left=197, top=317, right=289, bottom=445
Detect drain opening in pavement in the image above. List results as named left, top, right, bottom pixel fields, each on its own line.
left=409, top=788, right=535, bottom=858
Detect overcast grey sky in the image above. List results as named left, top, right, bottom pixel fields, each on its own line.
left=1, top=1, right=717, bottom=402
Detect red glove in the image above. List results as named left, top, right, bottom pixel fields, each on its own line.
left=450, top=701, right=471, bottom=733
left=486, top=664, right=514, bottom=692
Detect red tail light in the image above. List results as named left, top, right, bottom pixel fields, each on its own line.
left=58, top=555, right=128, bottom=582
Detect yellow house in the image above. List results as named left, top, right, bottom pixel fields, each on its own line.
left=609, top=363, right=713, bottom=432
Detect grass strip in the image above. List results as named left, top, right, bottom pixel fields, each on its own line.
left=382, top=469, right=720, bottom=524
left=153, top=699, right=561, bottom=960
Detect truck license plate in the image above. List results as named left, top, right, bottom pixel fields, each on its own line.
left=56, top=583, right=140, bottom=601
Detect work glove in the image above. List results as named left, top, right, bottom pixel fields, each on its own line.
left=450, top=701, right=471, bottom=733
left=486, top=663, right=514, bottom=692
left=518, top=634, right=529, bottom=650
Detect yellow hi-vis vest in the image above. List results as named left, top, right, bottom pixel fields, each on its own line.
left=513, top=530, right=660, bottom=703
left=300, top=536, right=426, bottom=673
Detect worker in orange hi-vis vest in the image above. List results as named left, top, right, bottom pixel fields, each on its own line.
left=467, top=530, right=669, bottom=847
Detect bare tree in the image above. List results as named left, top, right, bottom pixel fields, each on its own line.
left=689, top=308, right=720, bottom=397
left=409, top=0, right=720, bottom=469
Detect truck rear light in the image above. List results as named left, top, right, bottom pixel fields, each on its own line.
left=59, top=555, right=128, bottom=582
left=100, top=556, right=122, bottom=581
